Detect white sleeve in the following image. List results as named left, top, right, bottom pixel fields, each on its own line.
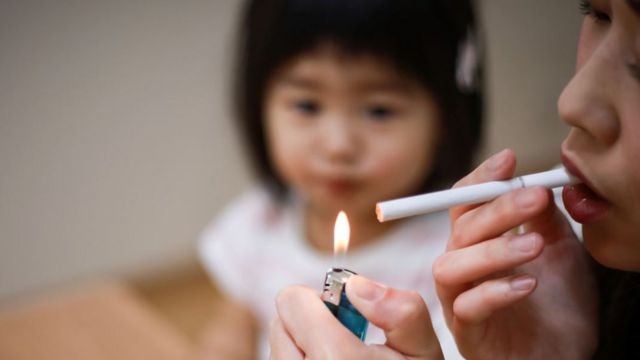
left=198, top=188, right=270, bottom=303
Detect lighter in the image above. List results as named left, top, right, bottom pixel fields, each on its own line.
left=321, top=267, right=369, bottom=341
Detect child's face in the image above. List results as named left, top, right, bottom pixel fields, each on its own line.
left=264, top=44, right=440, bottom=221
left=558, top=0, right=640, bottom=270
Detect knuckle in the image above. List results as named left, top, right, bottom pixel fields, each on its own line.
left=275, top=285, right=303, bottom=308
left=494, top=194, right=516, bottom=219
left=403, top=291, right=427, bottom=319
left=483, top=236, right=507, bottom=263
left=478, top=282, right=494, bottom=303
left=432, top=254, right=460, bottom=287
left=385, top=289, right=427, bottom=328
left=450, top=208, right=482, bottom=249
left=449, top=221, right=465, bottom=249
left=452, top=297, right=472, bottom=323
left=432, top=255, right=449, bottom=285
left=450, top=210, right=476, bottom=248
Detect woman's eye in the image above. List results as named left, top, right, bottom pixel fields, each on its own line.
left=293, top=100, right=320, bottom=115
left=366, top=105, right=395, bottom=120
left=579, top=0, right=611, bottom=23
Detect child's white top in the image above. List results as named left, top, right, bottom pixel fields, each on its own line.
left=198, top=186, right=463, bottom=359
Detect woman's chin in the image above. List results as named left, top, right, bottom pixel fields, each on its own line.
left=582, top=225, right=640, bottom=271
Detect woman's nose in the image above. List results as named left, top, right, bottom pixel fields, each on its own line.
left=557, top=43, right=620, bottom=147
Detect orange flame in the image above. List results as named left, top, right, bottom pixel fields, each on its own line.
left=333, top=211, right=350, bottom=255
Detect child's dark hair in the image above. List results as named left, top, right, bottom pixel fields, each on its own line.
left=234, top=0, right=484, bottom=199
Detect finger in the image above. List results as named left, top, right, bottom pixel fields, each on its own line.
left=434, top=233, right=543, bottom=288
left=275, top=285, right=363, bottom=359
left=449, top=149, right=516, bottom=222
left=434, top=232, right=543, bottom=324
left=449, top=187, right=551, bottom=250
left=345, top=276, right=444, bottom=360
left=269, top=317, right=304, bottom=360
left=525, top=190, right=575, bottom=241
left=452, top=274, right=537, bottom=325
left=450, top=274, right=537, bottom=353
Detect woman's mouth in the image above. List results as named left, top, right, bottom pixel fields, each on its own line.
left=561, top=154, right=610, bottom=224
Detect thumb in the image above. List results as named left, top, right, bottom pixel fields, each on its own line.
left=346, top=276, right=443, bottom=360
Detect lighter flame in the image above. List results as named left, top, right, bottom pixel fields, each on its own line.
left=333, top=211, right=350, bottom=255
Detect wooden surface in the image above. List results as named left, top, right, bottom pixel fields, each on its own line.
left=132, top=263, right=219, bottom=342
left=0, top=281, right=193, bottom=360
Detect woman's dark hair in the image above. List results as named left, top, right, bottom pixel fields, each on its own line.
left=234, top=0, right=484, bottom=199
left=592, top=261, right=640, bottom=359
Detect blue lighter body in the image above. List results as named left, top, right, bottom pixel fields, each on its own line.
left=321, top=268, right=369, bottom=341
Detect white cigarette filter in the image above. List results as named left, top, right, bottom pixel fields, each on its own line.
left=376, top=167, right=579, bottom=222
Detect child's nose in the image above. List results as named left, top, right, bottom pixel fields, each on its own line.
left=320, top=116, right=358, bottom=163
left=557, top=46, right=620, bottom=147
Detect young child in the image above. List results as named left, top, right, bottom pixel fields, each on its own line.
left=270, top=0, right=640, bottom=359
left=198, top=0, right=483, bottom=358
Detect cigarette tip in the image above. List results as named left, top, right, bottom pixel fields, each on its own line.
left=375, top=204, right=385, bottom=223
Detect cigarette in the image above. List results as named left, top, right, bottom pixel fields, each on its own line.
left=376, top=167, right=579, bottom=222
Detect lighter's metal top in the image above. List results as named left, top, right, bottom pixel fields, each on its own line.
left=321, top=268, right=356, bottom=306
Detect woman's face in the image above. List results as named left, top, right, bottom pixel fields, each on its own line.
left=559, top=0, right=640, bottom=270
left=263, top=44, right=441, bottom=223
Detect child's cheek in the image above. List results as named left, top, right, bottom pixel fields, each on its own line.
left=371, top=129, right=434, bottom=173
left=367, top=146, right=433, bottom=196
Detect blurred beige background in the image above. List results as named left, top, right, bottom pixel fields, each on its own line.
left=0, top=0, right=582, bottom=301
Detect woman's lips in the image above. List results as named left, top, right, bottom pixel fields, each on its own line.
left=561, top=154, right=610, bottom=224
left=562, top=184, right=610, bottom=224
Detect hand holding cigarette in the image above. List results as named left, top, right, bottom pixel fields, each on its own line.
left=429, top=149, right=597, bottom=359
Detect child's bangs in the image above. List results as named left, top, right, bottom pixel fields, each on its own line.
left=269, top=0, right=441, bottom=78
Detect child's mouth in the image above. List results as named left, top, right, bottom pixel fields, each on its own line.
left=323, top=179, right=356, bottom=196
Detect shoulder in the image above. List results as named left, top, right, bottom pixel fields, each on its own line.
left=197, top=185, right=290, bottom=300
left=200, top=186, right=280, bottom=239
left=198, top=185, right=287, bottom=259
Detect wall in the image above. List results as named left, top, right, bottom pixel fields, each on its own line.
left=0, top=0, right=582, bottom=300
left=479, top=0, right=583, bottom=170
left=0, top=0, right=251, bottom=300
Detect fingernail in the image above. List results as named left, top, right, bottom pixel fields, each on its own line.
left=510, top=275, right=536, bottom=291
left=516, top=188, right=538, bottom=208
left=508, top=233, right=540, bottom=253
left=488, top=149, right=509, bottom=171
left=350, top=276, right=386, bottom=303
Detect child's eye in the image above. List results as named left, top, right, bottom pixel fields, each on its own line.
left=365, top=105, right=395, bottom=121
left=628, top=63, right=640, bottom=82
left=293, top=99, right=320, bottom=115
left=579, top=0, right=611, bottom=23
